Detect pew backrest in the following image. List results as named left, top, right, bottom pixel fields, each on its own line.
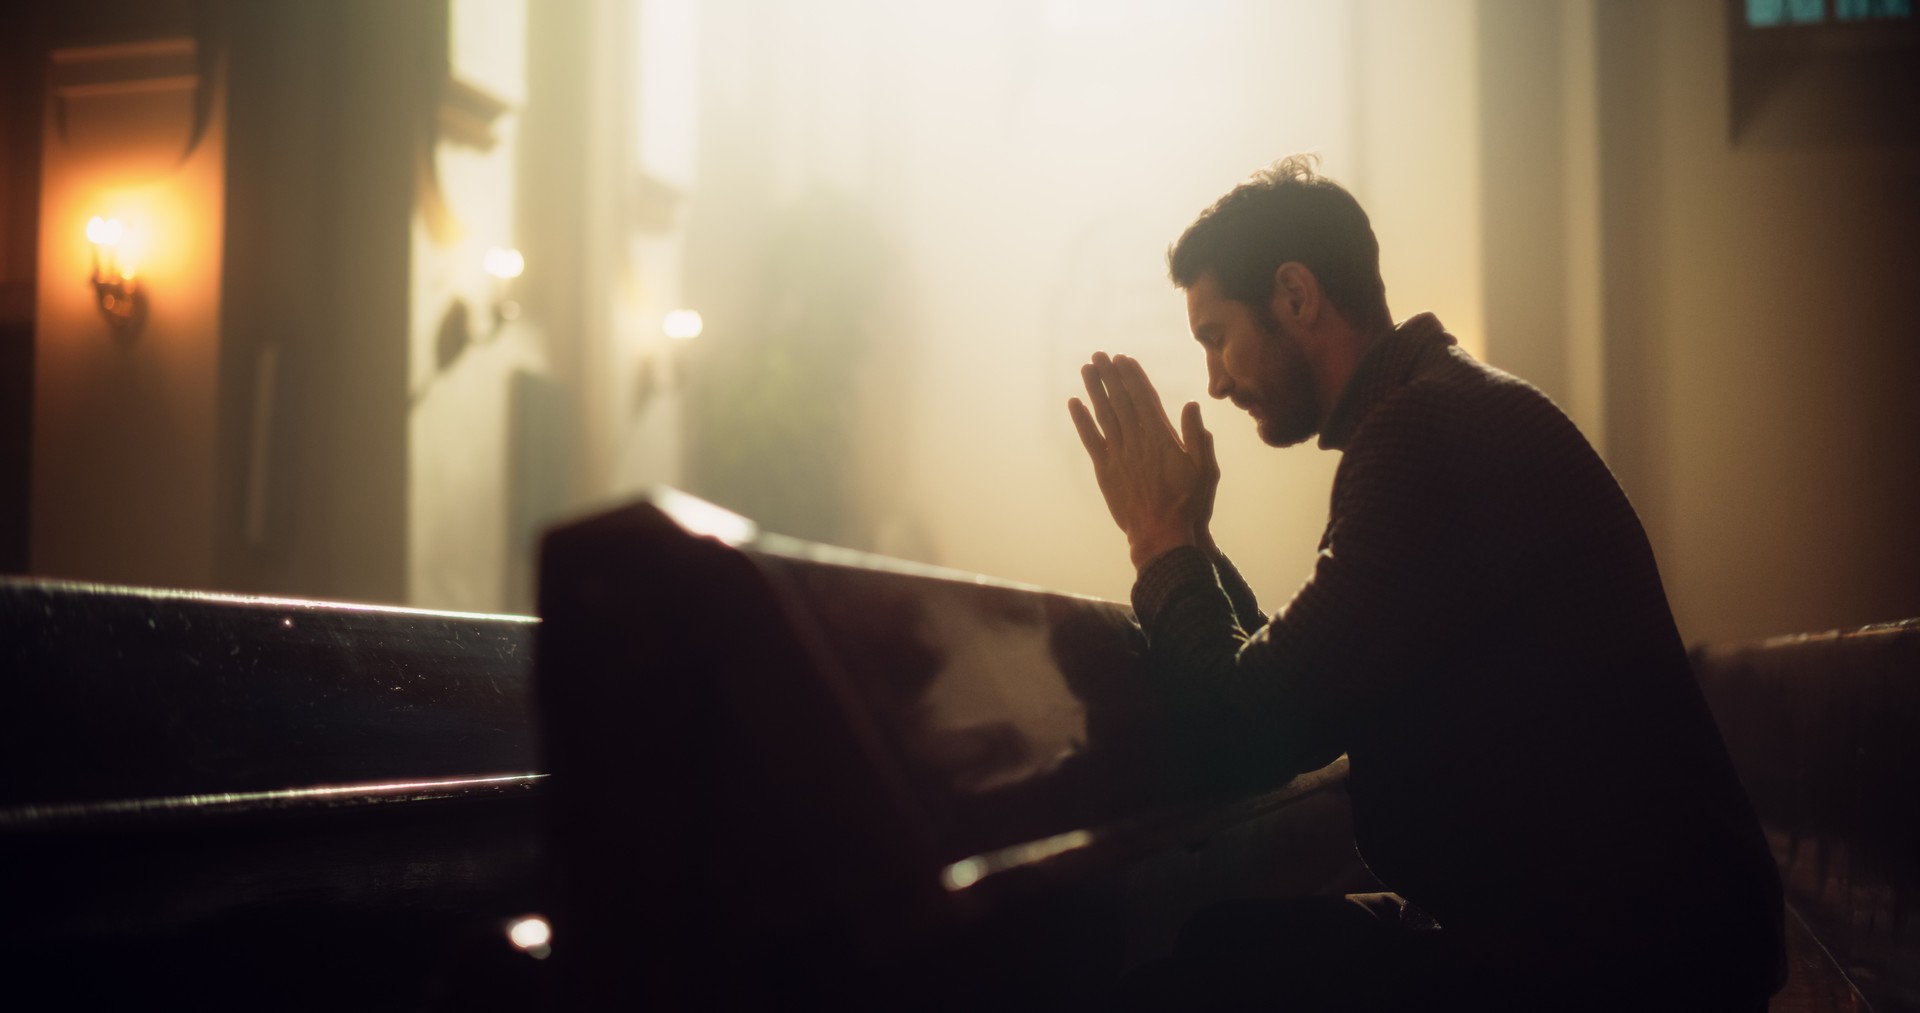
left=0, top=577, right=546, bottom=1010
left=1694, top=619, right=1920, bottom=1012
left=535, top=489, right=1352, bottom=1008
left=1, top=578, right=539, bottom=809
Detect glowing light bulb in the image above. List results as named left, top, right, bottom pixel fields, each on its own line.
left=87, top=216, right=124, bottom=247
left=483, top=247, right=525, bottom=280
left=662, top=309, right=703, bottom=341
left=507, top=915, right=552, bottom=958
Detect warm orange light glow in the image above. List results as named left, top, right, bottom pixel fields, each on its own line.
left=86, top=216, right=124, bottom=247
left=84, top=212, right=144, bottom=332
left=76, top=195, right=187, bottom=301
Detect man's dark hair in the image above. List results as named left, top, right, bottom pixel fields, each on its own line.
left=1168, top=155, right=1390, bottom=334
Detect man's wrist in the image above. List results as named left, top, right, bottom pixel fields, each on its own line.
left=1129, top=527, right=1196, bottom=571
left=1130, top=542, right=1218, bottom=626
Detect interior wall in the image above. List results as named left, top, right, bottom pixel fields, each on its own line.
left=0, top=5, right=49, bottom=574
left=611, top=0, right=700, bottom=507
left=407, top=0, right=538, bottom=614
left=30, top=38, right=226, bottom=590
left=1353, top=0, right=1485, bottom=362
left=515, top=0, right=630, bottom=612
left=1593, top=0, right=1920, bottom=643
left=215, top=0, right=421, bottom=605
left=1477, top=0, right=1605, bottom=443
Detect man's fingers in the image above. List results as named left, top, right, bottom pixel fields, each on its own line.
left=1183, top=400, right=1219, bottom=476
left=1116, top=355, right=1180, bottom=443
left=1091, top=352, right=1142, bottom=433
left=1081, top=361, right=1123, bottom=445
left=1068, top=397, right=1107, bottom=462
left=1085, top=352, right=1186, bottom=451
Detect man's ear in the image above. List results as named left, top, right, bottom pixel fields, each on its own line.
left=1269, top=262, right=1320, bottom=328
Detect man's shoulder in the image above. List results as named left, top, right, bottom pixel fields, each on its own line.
left=1365, top=349, right=1572, bottom=441
left=1339, top=350, right=1595, bottom=487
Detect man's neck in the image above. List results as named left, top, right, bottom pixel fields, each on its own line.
left=1312, top=319, right=1389, bottom=436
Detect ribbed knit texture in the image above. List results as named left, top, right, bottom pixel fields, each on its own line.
left=1132, top=314, right=1784, bottom=989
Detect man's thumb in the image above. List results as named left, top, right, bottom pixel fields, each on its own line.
left=1180, top=401, right=1204, bottom=449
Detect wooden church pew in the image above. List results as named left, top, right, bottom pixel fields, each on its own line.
left=25, top=489, right=1902, bottom=1011
left=0, top=577, right=546, bottom=1010
left=1696, top=619, right=1920, bottom=1013
left=536, top=489, right=1362, bottom=1009
left=0, top=490, right=1361, bottom=1009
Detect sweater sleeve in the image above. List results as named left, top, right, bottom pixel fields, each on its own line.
left=1209, top=552, right=1265, bottom=632
left=1130, top=392, right=1485, bottom=787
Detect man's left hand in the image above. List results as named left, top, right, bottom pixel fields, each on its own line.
left=1068, top=352, right=1216, bottom=571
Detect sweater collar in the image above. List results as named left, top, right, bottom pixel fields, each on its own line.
left=1317, top=312, right=1458, bottom=451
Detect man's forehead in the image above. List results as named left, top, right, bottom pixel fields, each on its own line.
left=1184, top=274, right=1233, bottom=324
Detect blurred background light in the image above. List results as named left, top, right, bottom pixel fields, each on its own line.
left=506, top=914, right=551, bottom=958
left=482, top=247, right=525, bottom=280
left=662, top=308, right=702, bottom=341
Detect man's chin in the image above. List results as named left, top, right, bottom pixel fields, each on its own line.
left=1257, top=417, right=1317, bottom=448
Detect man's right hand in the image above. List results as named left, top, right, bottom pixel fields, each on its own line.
left=1067, top=352, right=1221, bottom=571
left=1185, top=398, right=1223, bottom=558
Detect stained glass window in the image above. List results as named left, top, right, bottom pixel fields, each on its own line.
left=1836, top=0, right=1914, bottom=20
left=1731, top=0, right=1920, bottom=144
left=1746, top=0, right=1828, bottom=24
left=1748, top=0, right=1915, bottom=24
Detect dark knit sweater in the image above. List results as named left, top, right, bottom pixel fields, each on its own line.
left=1133, top=314, right=1783, bottom=989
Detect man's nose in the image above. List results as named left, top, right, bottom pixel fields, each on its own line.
left=1206, top=357, right=1230, bottom=400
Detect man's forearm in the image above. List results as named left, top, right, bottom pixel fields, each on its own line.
left=1130, top=547, right=1334, bottom=784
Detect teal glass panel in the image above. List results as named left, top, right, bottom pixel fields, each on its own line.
left=1787, top=0, right=1827, bottom=23
left=1836, top=0, right=1913, bottom=19
left=1747, top=0, right=1788, bottom=25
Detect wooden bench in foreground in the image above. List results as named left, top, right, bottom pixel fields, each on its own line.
left=0, top=489, right=1362, bottom=1009
left=10, top=487, right=1912, bottom=1011
left=536, top=488, right=1362, bottom=1009
left=0, top=578, right=544, bottom=1009
left=9, top=486, right=1913, bottom=1011
left=1697, top=619, right=1920, bottom=1013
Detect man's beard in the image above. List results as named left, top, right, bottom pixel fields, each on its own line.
left=1254, top=326, right=1321, bottom=448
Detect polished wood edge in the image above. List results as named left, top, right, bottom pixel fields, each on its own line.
left=749, top=532, right=1106, bottom=602
left=1694, top=617, right=1920, bottom=660
left=639, top=485, right=1113, bottom=604
left=0, top=575, right=540, bottom=624
left=0, top=772, right=548, bottom=832
left=941, top=756, right=1351, bottom=893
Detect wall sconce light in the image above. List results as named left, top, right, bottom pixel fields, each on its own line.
left=87, top=216, right=145, bottom=334
left=483, top=247, right=524, bottom=330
